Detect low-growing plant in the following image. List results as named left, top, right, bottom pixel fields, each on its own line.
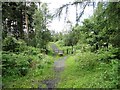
left=3, top=36, right=28, bottom=53
left=3, top=36, right=18, bottom=52
left=97, top=47, right=119, bottom=63
left=25, top=46, right=41, bottom=55
left=76, top=52, right=98, bottom=70
left=2, top=52, right=30, bottom=76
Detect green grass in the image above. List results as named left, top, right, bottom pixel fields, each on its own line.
left=57, top=51, right=119, bottom=88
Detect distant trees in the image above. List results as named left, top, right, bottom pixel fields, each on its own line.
left=64, top=26, right=79, bottom=53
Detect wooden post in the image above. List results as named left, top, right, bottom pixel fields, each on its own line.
left=67, top=49, right=68, bottom=54
left=72, top=45, right=73, bottom=54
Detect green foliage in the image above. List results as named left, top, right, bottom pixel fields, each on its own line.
left=3, top=36, right=18, bottom=52
left=15, top=39, right=27, bottom=52
left=3, top=36, right=27, bottom=52
left=76, top=52, right=98, bottom=70
left=64, top=29, right=78, bottom=46
left=24, top=46, right=41, bottom=55
left=2, top=43, right=50, bottom=77
left=98, top=60, right=119, bottom=88
left=33, top=9, right=52, bottom=49
left=2, top=45, right=54, bottom=88
left=71, top=2, right=120, bottom=52
left=58, top=48, right=119, bottom=88
left=2, top=52, right=29, bottom=76
left=97, top=47, right=119, bottom=62
left=2, top=2, right=37, bottom=39
left=2, top=1, right=120, bottom=89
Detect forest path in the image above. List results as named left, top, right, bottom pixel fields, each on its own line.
left=39, top=43, right=67, bottom=88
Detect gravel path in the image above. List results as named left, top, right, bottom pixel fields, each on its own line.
left=54, top=56, right=67, bottom=73
left=39, top=44, right=67, bottom=89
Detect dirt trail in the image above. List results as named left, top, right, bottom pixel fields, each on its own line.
left=39, top=44, right=67, bottom=89
left=54, top=56, right=67, bottom=73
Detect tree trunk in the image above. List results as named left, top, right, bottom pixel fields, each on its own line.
left=25, top=2, right=29, bottom=44
left=20, top=9, right=24, bottom=39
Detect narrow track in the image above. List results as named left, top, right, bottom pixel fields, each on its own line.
left=39, top=44, right=67, bottom=89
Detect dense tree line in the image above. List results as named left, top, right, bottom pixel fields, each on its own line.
left=2, top=2, right=52, bottom=51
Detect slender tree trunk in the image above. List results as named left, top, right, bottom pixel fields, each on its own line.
left=25, top=2, right=29, bottom=44
left=20, top=9, right=24, bottom=39
left=25, top=9, right=28, bottom=35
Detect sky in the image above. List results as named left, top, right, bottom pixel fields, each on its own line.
left=40, top=0, right=96, bottom=33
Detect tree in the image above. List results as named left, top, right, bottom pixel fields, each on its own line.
left=33, top=3, right=52, bottom=52
left=105, top=2, right=120, bottom=47
left=2, top=2, right=37, bottom=41
left=64, top=26, right=79, bottom=54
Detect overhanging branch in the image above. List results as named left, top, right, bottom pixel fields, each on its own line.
left=53, top=1, right=90, bottom=23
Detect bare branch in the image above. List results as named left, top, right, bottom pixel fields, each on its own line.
left=53, top=1, right=90, bottom=23
left=53, top=1, right=83, bottom=19
left=77, top=2, right=88, bottom=22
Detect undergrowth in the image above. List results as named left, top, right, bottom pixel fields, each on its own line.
left=2, top=38, right=55, bottom=88
left=57, top=47, right=119, bottom=88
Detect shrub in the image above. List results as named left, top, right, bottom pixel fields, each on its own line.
left=76, top=52, right=98, bottom=70
left=97, top=47, right=119, bottom=63
left=3, top=36, right=18, bottom=52
left=2, top=52, right=30, bottom=77
left=95, top=47, right=119, bottom=88
left=3, top=36, right=27, bottom=52
left=56, top=40, right=64, bottom=47
left=15, top=39, right=27, bottom=52
left=2, top=46, right=48, bottom=77
left=24, top=46, right=40, bottom=55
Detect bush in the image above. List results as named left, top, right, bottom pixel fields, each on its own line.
left=3, top=36, right=18, bottom=52
left=76, top=52, right=98, bottom=70
left=2, top=52, right=30, bottom=76
left=2, top=46, right=48, bottom=77
left=97, top=47, right=119, bottom=88
left=56, top=40, right=64, bottom=47
left=97, top=47, right=119, bottom=63
left=24, top=46, right=40, bottom=55
left=15, top=39, right=27, bottom=52
left=3, top=36, right=27, bottom=52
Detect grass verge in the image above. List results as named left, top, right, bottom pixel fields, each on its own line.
left=57, top=51, right=119, bottom=88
